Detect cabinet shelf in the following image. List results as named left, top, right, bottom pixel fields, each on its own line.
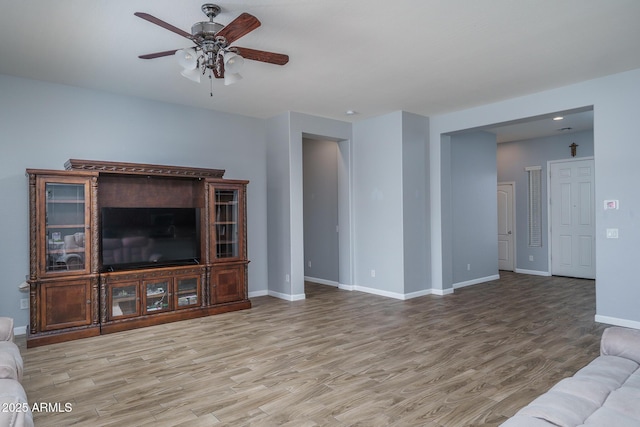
left=47, top=248, right=86, bottom=254
left=47, top=199, right=85, bottom=205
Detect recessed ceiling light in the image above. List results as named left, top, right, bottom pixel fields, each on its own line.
left=553, top=116, right=564, bottom=121
left=345, top=110, right=358, bottom=116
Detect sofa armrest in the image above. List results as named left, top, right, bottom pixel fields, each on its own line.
left=0, top=342, right=23, bottom=381
left=0, top=379, right=34, bottom=427
left=0, top=317, right=14, bottom=342
left=600, top=326, right=640, bottom=364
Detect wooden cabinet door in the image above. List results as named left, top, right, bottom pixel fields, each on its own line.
left=40, top=279, right=92, bottom=331
left=34, top=175, right=94, bottom=277
left=208, top=182, right=247, bottom=263
left=142, top=278, right=173, bottom=314
left=211, top=264, right=246, bottom=304
left=109, top=281, right=140, bottom=320
left=175, top=274, right=201, bottom=309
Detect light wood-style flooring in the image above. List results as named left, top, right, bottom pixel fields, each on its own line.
left=17, top=272, right=606, bottom=426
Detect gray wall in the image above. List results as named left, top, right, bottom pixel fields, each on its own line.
left=402, top=112, right=430, bottom=295
left=0, top=74, right=269, bottom=327
left=450, top=131, right=498, bottom=285
left=4, top=64, right=640, bottom=332
left=352, top=112, right=405, bottom=295
left=352, top=111, right=430, bottom=297
left=266, top=112, right=352, bottom=300
left=497, top=130, right=594, bottom=273
left=430, top=68, right=640, bottom=328
left=303, top=138, right=339, bottom=283
left=265, top=112, right=293, bottom=297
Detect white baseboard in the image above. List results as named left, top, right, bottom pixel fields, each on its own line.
left=14, top=326, right=27, bottom=337
left=353, top=285, right=408, bottom=300
left=431, top=288, right=455, bottom=296
left=453, top=274, right=500, bottom=289
left=338, top=283, right=355, bottom=291
left=595, top=315, right=640, bottom=330
left=268, top=290, right=306, bottom=301
left=403, top=289, right=435, bottom=299
left=248, top=290, right=269, bottom=298
left=352, top=285, right=440, bottom=300
left=515, top=268, right=551, bottom=276
left=304, top=276, right=339, bottom=287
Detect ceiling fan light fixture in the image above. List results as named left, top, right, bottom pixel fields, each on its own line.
left=136, top=5, right=288, bottom=95
left=175, top=48, right=199, bottom=70
left=223, top=52, right=244, bottom=74
left=224, top=72, right=243, bottom=86
left=180, top=67, right=202, bottom=83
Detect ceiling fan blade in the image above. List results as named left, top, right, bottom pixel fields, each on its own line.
left=217, top=13, right=261, bottom=44
left=138, top=49, right=179, bottom=60
left=234, top=47, right=289, bottom=66
left=134, top=12, right=193, bottom=40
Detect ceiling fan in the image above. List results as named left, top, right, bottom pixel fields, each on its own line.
left=135, top=3, right=289, bottom=91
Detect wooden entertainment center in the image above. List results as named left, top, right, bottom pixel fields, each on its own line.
left=26, top=159, right=250, bottom=347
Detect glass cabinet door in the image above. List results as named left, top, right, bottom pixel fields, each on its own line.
left=214, top=189, right=239, bottom=259
left=176, top=276, right=200, bottom=308
left=144, top=280, right=171, bottom=313
left=43, top=179, right=90, bottom=274
left=110, top=283, right=139, bottom=319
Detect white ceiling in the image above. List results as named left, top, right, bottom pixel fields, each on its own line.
left=486, top=108, right=594, bottom=143
left=1, top=0, right=639, bottom=137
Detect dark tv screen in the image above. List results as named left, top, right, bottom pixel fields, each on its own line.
left=100, top=207, right=200, bottom=271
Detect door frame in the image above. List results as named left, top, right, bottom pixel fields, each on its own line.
left=547, top=156, right=595, bottom=278
left=498, top=181, right=516, bottom=272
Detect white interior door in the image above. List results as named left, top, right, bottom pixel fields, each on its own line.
left=498, top=183, right=515, bottom=271
left=550, top=158, right=595, bottom=279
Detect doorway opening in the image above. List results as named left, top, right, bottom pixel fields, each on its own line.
left=301, top=133, right=352, bottom=293
left=445, top=106, right=594, bottom=281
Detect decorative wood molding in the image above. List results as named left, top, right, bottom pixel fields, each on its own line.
left=27, top=173, right=37, bottom=281
left=99, top=277, right=108, bottom=324
left=91, top=276, right=100, bottom=325
left=65, top=159, right=225, bottom=179
left=29, top=282, right=37, bottom=335
left=90, top=176, right=99, bottom=274
left=103, top=266, right=205, bottom=282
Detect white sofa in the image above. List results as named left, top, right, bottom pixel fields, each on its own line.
left=0, top=317, right=33, bottom=427
left=502, top=326, right=640, bottom=426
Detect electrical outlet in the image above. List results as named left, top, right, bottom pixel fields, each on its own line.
left=308, top=261, right=311, bottom=268
left=467, top=264, right=471, bottom=271
left=285, top=274, right=290, bottom=283
left=370, top=269, right=376, bottom=278
left=529, top=255, right=534, bottom=261
left=20, top=299, right=29, bottom=310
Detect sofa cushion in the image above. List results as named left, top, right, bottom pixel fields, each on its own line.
left=601, top=326, right=640, bottom=364
left=0, top=379, right=34, bottom=427
left=0, top=342, right=23, bottom=381
left=0, top=317, right=14, bottom=342
left=501, top=416, right=555, bottom=426
left=592, top=384, right=640, bottom=421
left=573, top=355, right=639, bottom=390
left=583, top=406, right=640, bottom=427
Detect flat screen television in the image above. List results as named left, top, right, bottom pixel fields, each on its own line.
left=100, top=207, right=201, bottom=272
